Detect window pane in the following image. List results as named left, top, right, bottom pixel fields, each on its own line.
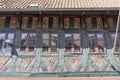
left=73, top=40, right=80, bottom=47
left=29, top=33, right=36, bottom=40
left=51, top=40, right=57, bottom=46
left=5, top=33, right=14, bottom=52
left=74, top=47, right=80, bottom=53
left=0, top=34, right=5, bottom=50
left=51, top=47, right=57, bottom=52
left=65, top=34, right=72, bottom=39
left=73, top=34, right=80, bottom=40
left=51, top=34, right=58, bottom=40
left=97, top=34, right=104, bottom=52
left=111, top=34, right=115, bottom=44
left=88, top=34, right=96, bottom=52
left=65, top=40, right=72, bottom=47
left=21, top=33, right=27, bottom=46
left=28, top=40, right=35, bottom=47
left=65, top=47, right=71, bottom=52
left=43, top=34, right=49, bottom=39
left=43, top=40, right=49, bottom=47
left=28, top=33, right=36, bottom=47
left=42, top=47, right=48, bottom=53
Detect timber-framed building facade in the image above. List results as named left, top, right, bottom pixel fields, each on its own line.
left=0, top=0, right=120, bottom=77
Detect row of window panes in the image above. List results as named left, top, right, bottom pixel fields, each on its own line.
left=0, top=33, right=119, bottom=54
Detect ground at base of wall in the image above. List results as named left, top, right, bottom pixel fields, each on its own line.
left=0, top=77, right=120, bottom=80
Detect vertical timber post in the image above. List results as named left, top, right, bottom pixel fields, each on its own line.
left=34, top=30, right=42, bottom=73
left=59, top=12, right=64, bottom=72
left=38, top=12, right=42, bottom=29
left=59, top=12, right=63, bottom=29
left=82, top=30, right=89, bottom=72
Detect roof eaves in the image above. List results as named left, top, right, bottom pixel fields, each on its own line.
left=0, top=7, right=119, bottom=12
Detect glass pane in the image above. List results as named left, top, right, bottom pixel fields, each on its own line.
left=43, top=34, right=49, bottom=39
left=65, top=40, right=72, bottom=47
left=28, top=47, right=34, bottom=52
left=29, top=33, right=36, bottom=40
left=97, top=34, right=103, bottom=39
left=28, top=40, right=35, bottom=47
left=73, top=40, right=80, bottom=47
left=20, top=46, right=26, bottom=51
left=65, top=34, right=72, bottom=39
left=97, top=34, right=104, bottom=52
left=74, top=47, right=80, bottom=53
left=0, top=34, right=5, bottom=50
left=88, top=34, right=96, bottom=52
left=51, top=47, right=57, bottom=52
left=111, top=34, right=115, bottom=44
left=73, top=34, right=80, bottom=39
left=51, top=34, right=58, bottom=40
left=21, top=33, right=27, bottom=46
left=42, top=47, right=48, bottom=53
left=65, top=47, right=71, bottom=52
left=51, top=40, right=57, bottom=46
left=43, top=40, right=49, bottom=47
left=5, top=33, right=14, bottom=52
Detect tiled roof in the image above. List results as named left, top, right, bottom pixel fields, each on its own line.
left=0, top=0, right=120, bottom=10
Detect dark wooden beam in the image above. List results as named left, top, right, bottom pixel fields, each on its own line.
left=81, top=15, right=86, bottom=29
left=38, top=12, right=42, bottom=29
left=59, top=12, right=64, bottom=29
left=16, top=15, right=22, bottom=29
left=102, top=16, right=109, bottom=29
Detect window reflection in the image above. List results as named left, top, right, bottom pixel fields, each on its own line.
left=42, top=33, right=58, bottom=53
left=20, top=33, right=36, bottom=52
left=65, top=33, right=81, bottom=53
left=51, top=34, right=58, bottom=40
left=97, top=34, right=104, bottom=52
left=88, top=34, right=96, bottom=52
left=111, top=33, right=120, bottom=52
left=73, top=34, right=80, bottom=39
left=28, top=34, right=36, bottom=46
left=21, top=33, right=27, bottom=46
left=88, top=33, right=105, bottom=53
left=5, top=33, right=14, bottom=52
left=43, top=34, right=49, bottom=39
left=65, top=40, right=72, bottom=47
left=65, top=34, right=72, bottom=39
left=0, top=33, right=14, bottom=52
left=51, top=40, right=57, bottom=46
left=0, top=34, right=5, bottom=51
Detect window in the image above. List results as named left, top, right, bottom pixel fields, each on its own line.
left=0, top=33, right=14, bottom=52
left=42, top=33, right=58, bottom=53
left=20, top=33, right=36, bottom=52
left=64, top=33, right=81, bottom=53
left=111, top=33, right=120, bottom=53
left=88, top=33, right=105, bottom=53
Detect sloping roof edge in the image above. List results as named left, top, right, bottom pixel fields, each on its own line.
left=0, top=7, right=119, bottom=12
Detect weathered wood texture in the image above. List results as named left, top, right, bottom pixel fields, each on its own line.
left=0, top=16, right=6, bottom=28
left=9, top=17, right=17, bottom=28
left=22, top=17, right=28, bottom=29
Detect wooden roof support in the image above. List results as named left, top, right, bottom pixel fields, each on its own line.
left=102, top=16, right=109, bottom=29
left=59, top=12, right=63, bottom=29
left=16, top=12, right=22, bottom=29
left=38, top=12, right=42, bottom=29
left=81, top=15, right=86, bottom=29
